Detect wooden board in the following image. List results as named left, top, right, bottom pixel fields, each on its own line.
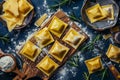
left=19, top=10, right=88, bottom=79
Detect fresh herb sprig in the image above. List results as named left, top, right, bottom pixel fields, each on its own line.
left=0, top=34, right=10, bottom=44
left=83, top=72, right=91, bottom=80
left=67, top=55, right=79, bottom=67
left=82, top=68, right=107, bottom=80
left=95, top=68, right=108, bottom=80
left=49, top=0, right=77, bottom=9
left=101, top=68, right=107, bottom=80
left=69, top=12, right=82, bottom=23
left=81, top=34, right=101, bottom=52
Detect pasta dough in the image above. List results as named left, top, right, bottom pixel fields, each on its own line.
left=49, top=41, right=69, bottom=62
left=18, top=0, right=33, bottom=16
left=85, top=56, right=103, bottom=74
left=1, top=0, right=34, bottom=32
left=20, top=41, right=41, bottom=62
left=102, top=5, right=114, bottom=20
left=62, top=28, right=85, bottom=49
left=86, top=4, right=107, bottom=23
left=1, top=12, right=25, bottom=31
left=3, top=0, right=19, bottom=17
left=34, top=27, right=54, bottom=48
left=48, top=16, right=68, bottom=38
left=36, top=56, right=59, bottom=76
left=106, top=44, right=120, bottom=63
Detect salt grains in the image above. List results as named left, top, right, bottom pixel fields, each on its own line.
left=0, top=56, right=14, bottom=71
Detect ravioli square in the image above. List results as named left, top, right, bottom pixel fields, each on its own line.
left=48, top=16, right=68, bottom=38
left=20, top=41, right=41, bottom=62
left=49, top=41, right=69, bottom=62
left=18, top=0, right=34, bottom=16
left=3, top=0, right=19, bottom=17
left=36, top=56, right=59, bottom=76
left=86, top=4, right=107, bottom=23
left=62, top=28, right=86, bottom=49
left=34, top=27, right=54, bottom=48
left=1, top=0, right=34, bottom=32
left=102, top=5, right=114, bottom=20
left=1, top=12, right=25, bottom=32
left=106, top=44, right=120, bottom=63
left=85, top=56, right=103, bottom=74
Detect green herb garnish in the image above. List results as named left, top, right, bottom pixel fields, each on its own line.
left=0, top=34, right=10, bottom=45
left=49, top=0, right=77, bottom=9
left=83, top=72, right=91, bottom=80
left=81, top=34, right=101, bottom=52
left=69, top=11, right=82, bottom=23
left=101, top=68, right=107, bottom=80
left=82, top=68, right=107, bottom=80
left=67, top=55, right=79, bottom=67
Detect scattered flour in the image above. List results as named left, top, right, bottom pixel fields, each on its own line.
left=0, top=56, right=14, bottom=71
left=73, top=6, right=79, bottom=10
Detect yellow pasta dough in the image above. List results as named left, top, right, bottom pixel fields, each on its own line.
left=3, top=0, right=19, bottom=17
left=49, top=41, right=69, bottom=62
left=1, top=0, right=34, bottom=32
left=86, top=4, right=107, bottom=23
left=18, top=0, right=34, bottom=16
left=62, top=28, right=86, bottom=49
left=1, top=12, right=25, bottom=32
left=20, top=41, right=41, bottom=62
left=106, top=44, right=120, bottom=63
left=36, top=56, right=59, bottom=76
left=34, top=27, right=54, bottom=48
left=102, top=5, right=114, bottom=20
left=48, top=16, right=68, bottom=38
left=85, top=56, right=103, bottom=74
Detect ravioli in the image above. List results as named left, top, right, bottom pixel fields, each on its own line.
left=86, top=4, right=107, bottom=23
left=49, top=41, right=69, bottom=62
left=5, top=20, right=16, bottom=32
left=1, top=12, right=25, bottom=32
left=62, top=28, right=85, bottom=49
left=36, top=56, right=59, bottom=76
left=1, top=0, right=34, bottom=32
left=34, top=27, right=54, bottom=48
left=102, top=5, right=114, bottom=20
left=3, top=0, right=19, bottom=17
left=20, top=41, right=41, bottom=62
left=18, top=0, right=34, bottom=16
left=85, top=56, right=103, bottom=74
left=48, top=16, right=68, bottom=38
left=106, top=44, right=120, bottom=63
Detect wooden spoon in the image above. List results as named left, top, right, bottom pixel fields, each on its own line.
left=0, top=53, right=26, bottom=79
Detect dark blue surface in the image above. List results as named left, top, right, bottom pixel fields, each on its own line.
left=0, top=0, right=120, bottom=80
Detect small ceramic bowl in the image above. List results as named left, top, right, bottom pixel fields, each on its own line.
left=81, top=0, right=119, bottom=31
left=0, top=0, right=34, bottom=30
left=0, top=51, right=26, bottom=78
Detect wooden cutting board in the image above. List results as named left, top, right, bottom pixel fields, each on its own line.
left=18, top=10, right=88, bottom=80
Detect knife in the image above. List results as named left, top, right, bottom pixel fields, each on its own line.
left=95, top=45, right=120, bottom=80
